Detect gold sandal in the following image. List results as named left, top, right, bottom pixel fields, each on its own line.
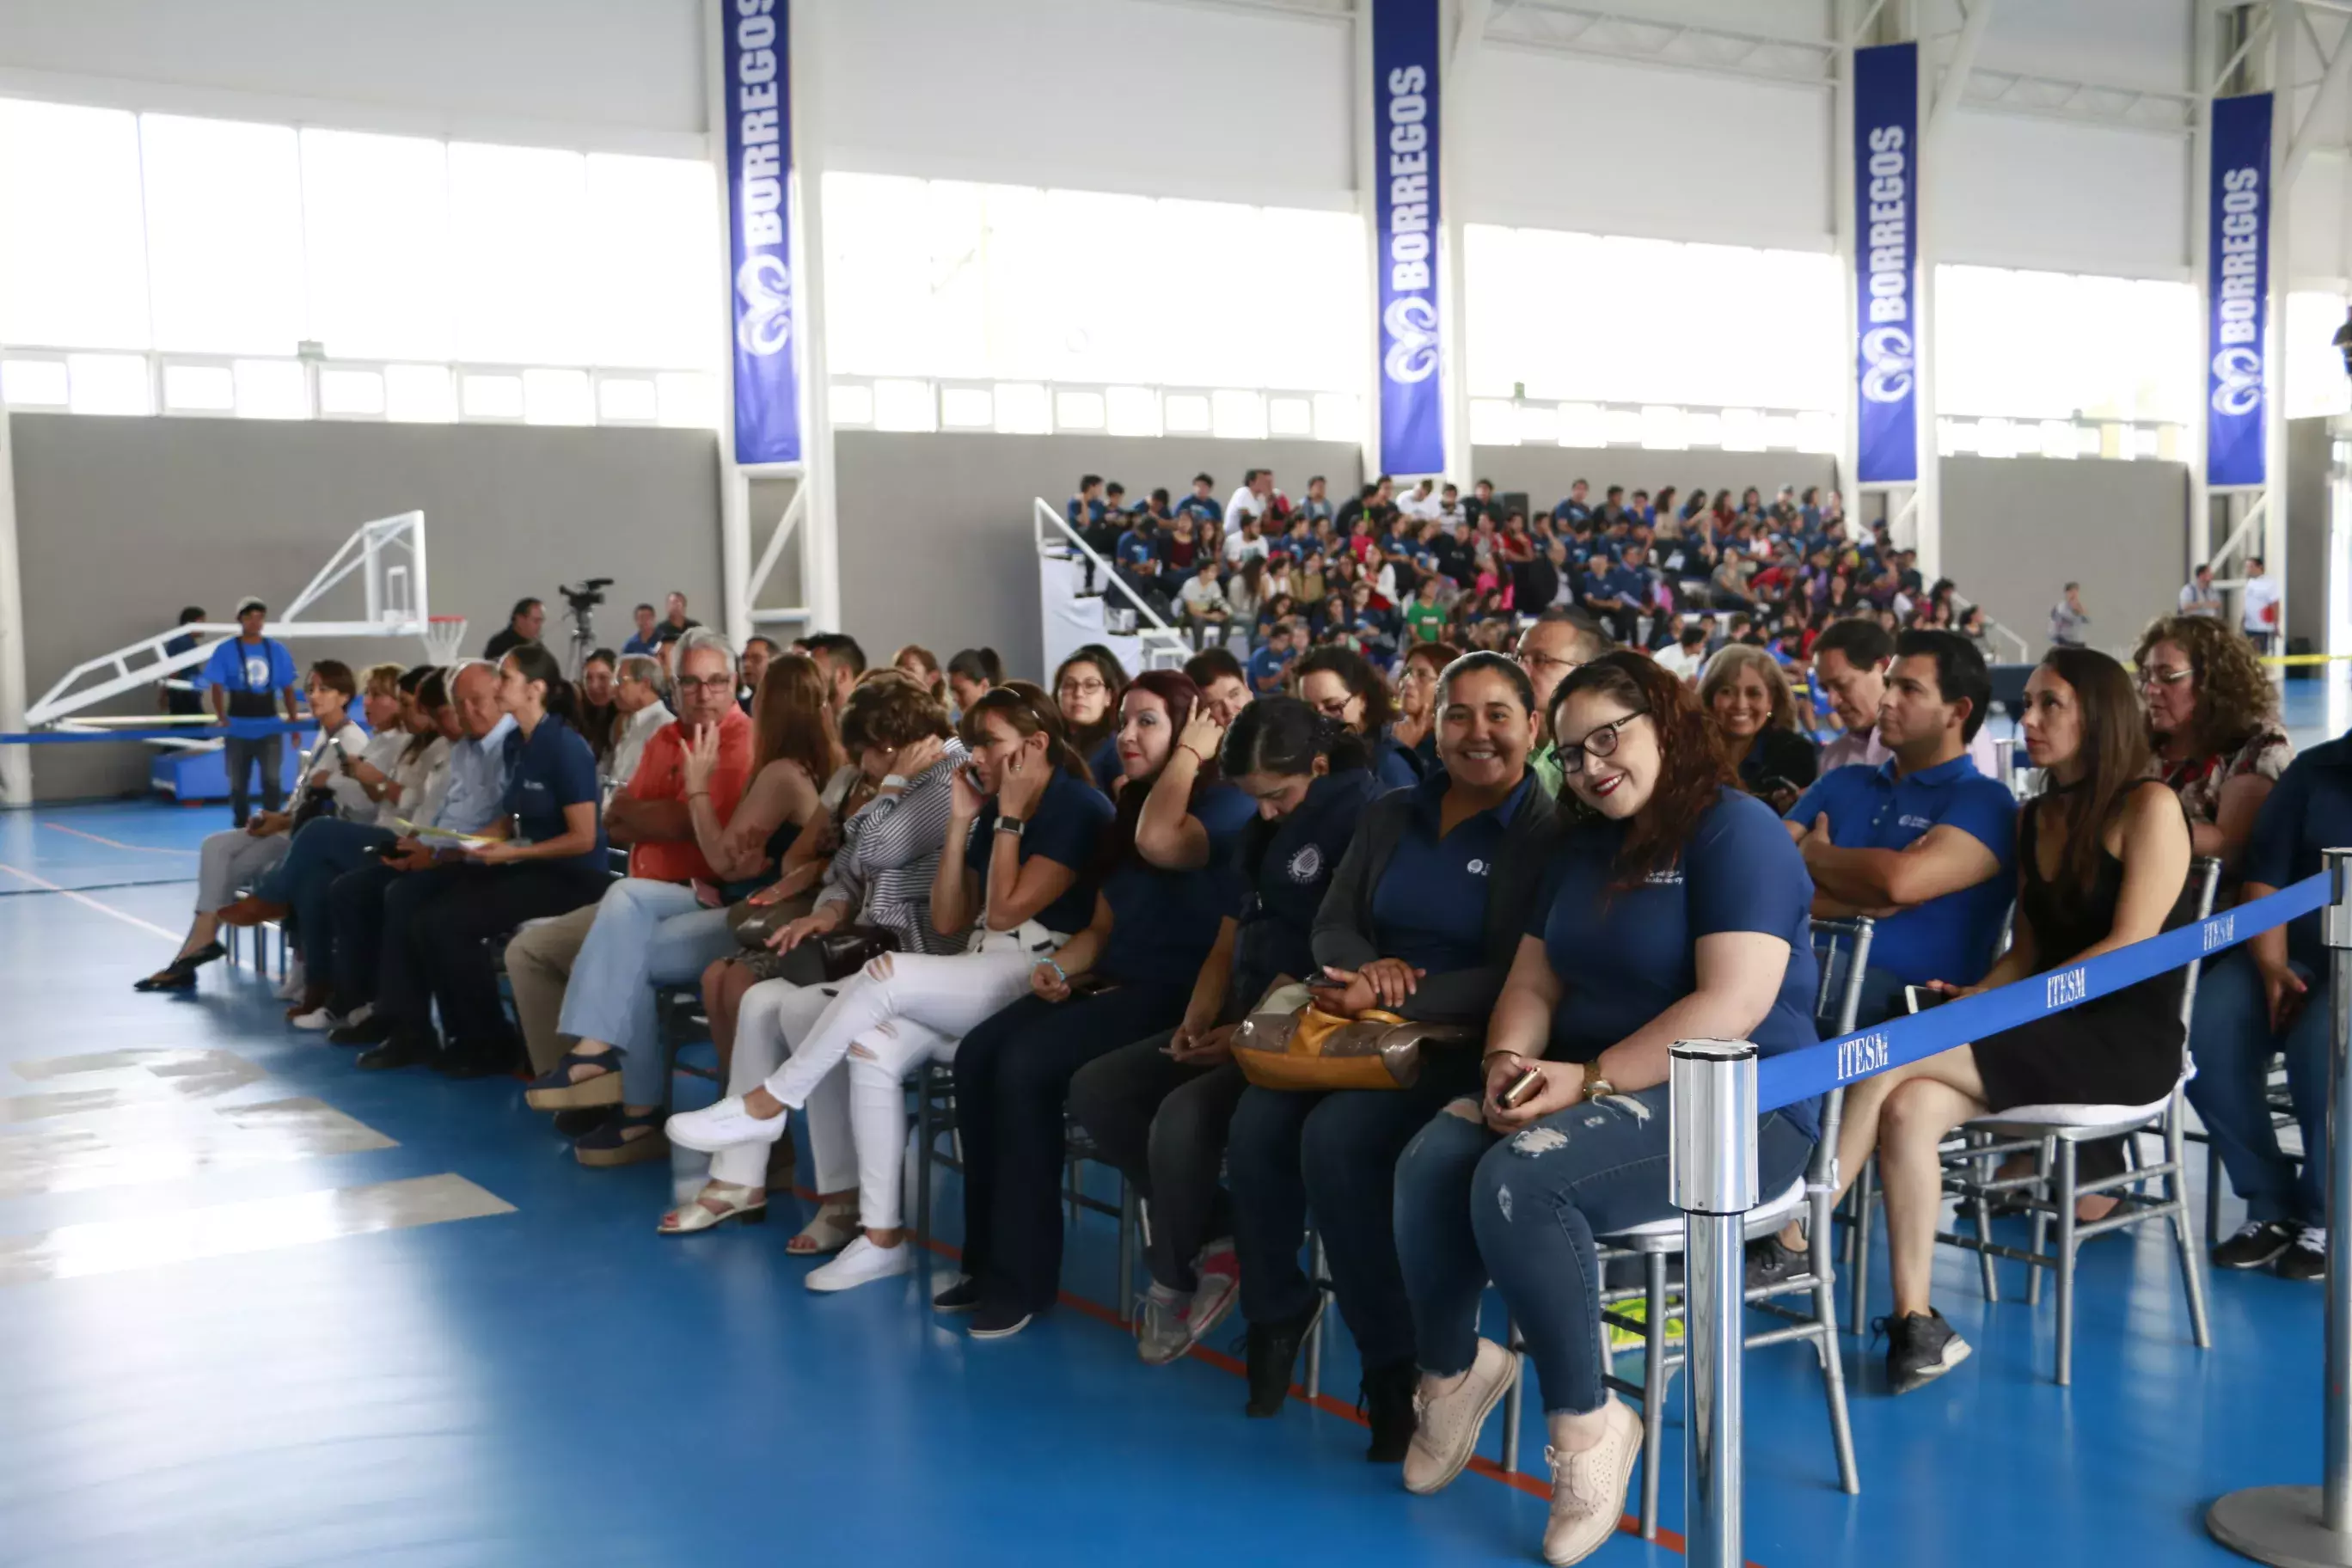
left=785, top=1199, right=861, bottom=1256
left=658, top=1180, right=768, bottom=1235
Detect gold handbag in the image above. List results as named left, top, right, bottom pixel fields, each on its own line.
left=1231, top=997, right=1475, bottom=1091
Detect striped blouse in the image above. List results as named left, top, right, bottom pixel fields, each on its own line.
left=815, top=740, right=970, bottom=956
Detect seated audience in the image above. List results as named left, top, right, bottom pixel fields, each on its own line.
left=1700, top=643, right=1818, bottom=809
left=742, top=635, right=781, bottom=710
left=1294, top=645, right=1417, bottom=790
left=1184, top=646, right=1254, bottom=726
left=946, top=647, right=1006, bottom=717
left=1070, top=697, right=1381, bottom=1363
left=1248, top=617, right=1305, bottom=697
left=1657, top=622, right=1708, bottom=680
left=1227, top=652, right=1561, bottom=1457
left=578, top=649, right=621, bottom=763
left=1054, top=645, right=1128, bottom=794
left=136, top=660, right=379, bottom=993
left=349, top=644, right=611, bottom=1076
left=1824, top=648, right=2194, bottom=1393
left=1394, top=651, right=1822, bottom=1565
left=669, top=683, right=1109, bottom=1273
left=1814, top=618, right=2000, bottom=777
left=2137, top=614, right=2292, bottom=879
left=800, top=632, right=868, bottom=712
left=1390, top=640, right=1458, bottom=779
left=1516, top=609, right=1612, bottom=794
left=1178, top=557, right=1233, bottom=650
left=483, top=597, right=546, bottom=662
left=607, top=653, right=672, bottom=793
left=622, top=603, right=661, bottom=655
left=892, top=644, right=944, bottom=703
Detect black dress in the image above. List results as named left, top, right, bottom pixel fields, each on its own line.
left=1969, top=783, right=2195, bottom=1112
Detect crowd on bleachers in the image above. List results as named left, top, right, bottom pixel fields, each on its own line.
left=131, top=476, right=2338, bottom=1568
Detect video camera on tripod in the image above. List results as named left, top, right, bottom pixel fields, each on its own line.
left=558, top=579, right=615, bottom=676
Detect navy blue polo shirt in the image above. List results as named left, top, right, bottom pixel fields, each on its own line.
left=503, top=716, right=606, bottom=874
left=1581, top=565, right=1617, bottom=603
left=1608, top=562, right=1652, bottom=603
left=1367, top=732, right=1419, bottom=793
left=1786, top=756, right=2018, bottom=987
left=1534, top=787, right=1822, bottom=1138
left=1369, top=769, right=1537, bottom=977
left=965, top=767, right=1115, bottom=936
left=1098, top=854, right=1226, bottom=989
left=1087, top=735, right=1121, bottom=797
left=1233, top=769, right=1383, bottom=1002
left=1116, top=529, right=1160, bottom=573
left=2245, top=732, right=2352, bottom=971
left=1193, top=779, right=1258, bottom=854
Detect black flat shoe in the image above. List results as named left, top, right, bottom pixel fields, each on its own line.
left=356, top=1032, right=439, bottom=1072
left=182, top=940, right=225, bottom=969
left=438, top=1040, right=518, bottom=1080
left=133, top=965, right=196, bottom=993
left=1243, top=1302, right=1325, bottom=1418
left=329, top=1014, right=393, bottom=1047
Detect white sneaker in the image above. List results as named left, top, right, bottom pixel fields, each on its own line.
left=1403, top=1338, right=1521, bottom=1495
left=290, top=1007, right=340, bottom=1032
left=1542, top=1398, right=1644, bottom=1566
left=666, top=1095, right=788, bottom=1153
left=273, top=962, right=308, bottom=1001
left=806, top=1234, right=916, bottom=1293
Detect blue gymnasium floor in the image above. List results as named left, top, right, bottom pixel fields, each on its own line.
left=1, top=673, right=2347, bottom=1568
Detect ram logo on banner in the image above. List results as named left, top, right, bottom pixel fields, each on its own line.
left=1374, top=0, right=1443, bottom=478
left=2208, top=92, right=2272, bottom=488
left=1853, top=40, right=1918, bottom=487
left=726, top=0, right=800, bottom=466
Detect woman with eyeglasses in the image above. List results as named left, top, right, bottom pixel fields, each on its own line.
left=1391, top=640, right=1460, bottom=780
left=1225, top=652, right=1562, bottom=1461
left=1053, top=645, right=1128, bottom=795
left=1393, top=652, right=1822, bottom=1565
left=1295, top=645, right=1418, bottom=791
left=2135, top=615, right=2291, bottom=879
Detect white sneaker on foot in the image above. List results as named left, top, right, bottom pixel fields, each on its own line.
left=290, top=1006, right=340, bottom=1032
left=273, top=962, right=308, bottom=1002
left=1542, top=1398, right=1643, bottom=1565
left=1403, top=1338, right=1521, bottom=1495
left=806, top=1234, right=916, bottom=1293
left=666, top=1095, right=788, bottom=1153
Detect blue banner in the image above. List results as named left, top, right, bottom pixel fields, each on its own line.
left=724, top=0, right=800, bottom=466
left=1853, top=42, right=1919, bottom=486
left=1757, top=872, right=2333, bottom=1113
left=1373, top=0, right=1443, bottom=478
left=2208, top=91, right=2273, bottom=488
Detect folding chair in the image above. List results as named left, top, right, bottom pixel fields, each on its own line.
left=1491, top=918, right=1873, bottom=1528
left=2188, top=1059, right=2304, bottom=1240
left=1927, top=856, right=2220, bottom=1385
left=655, top=983, right=720, bottom=1111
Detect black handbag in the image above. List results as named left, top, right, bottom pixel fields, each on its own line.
left=772, top=924, right=901, bottom=986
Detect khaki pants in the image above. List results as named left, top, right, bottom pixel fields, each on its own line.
left=504, top=904, right=602, bottom=1075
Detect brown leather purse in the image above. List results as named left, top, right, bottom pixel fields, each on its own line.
left=1231, top=997, right=1478, bottom=1091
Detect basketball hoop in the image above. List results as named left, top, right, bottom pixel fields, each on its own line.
left=421, top=615, right=470, bottom=665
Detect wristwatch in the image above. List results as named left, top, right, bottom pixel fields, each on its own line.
left=995, top=814, right=1027, bottom=837
left=1580, top=1060, right=1616, bottom=1102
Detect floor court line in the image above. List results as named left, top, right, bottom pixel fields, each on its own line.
left=0, top=1173, right=514, bottom=1288
left=40, top=821, right=198, bottom=854
left=0, top=858, right=181, bottom=940
left=783, top=1179, right=1742, bottom=1563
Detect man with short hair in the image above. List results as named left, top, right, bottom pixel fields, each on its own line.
left=1516, top=608, right=1612, bottom=793
left=1177, top=556, right=1232, bottom=651
left=800, top=633, right=867, bottom=712
left=1067, top=474, right=1106, bottom=531
left=2244, top=555, right=2282, bottom=653
left=1551, top=479, right=1591, bottom=528
left=1467, top=477, right=1498, bottom=525
left=1815, top=618, right=2002, bottom=778
left=162, top=606, right=208, bottom=717
left=1115, top=511, right=1173, bottom=619
left=1578, top=547, right=1639, bottom=646
left=1657, top=622, right=1709, bottom=681
left=1402, top=576, right=1449, bottom=646
left=1301, top=475, right=1332, bottom=524
left=1248, top=617, right=1304, bottom=695
left=483, top=598, right=546, bottom=662
left=1397, top=477, right=1441, bottom=523
left=622, top=603, right=661, bottom=655
left=739, top=635, right=779, bottom=712
left=1175, top=473, right=1222, bottom=527
left=1227, top=469, right=1272, bottom=532
left=606, top=653, right=672, bottom=793
left=197, top=596, right=301, bottom=828
left=1222, top=511, right=1270, bottom=569
left=510, top=628, right=757, bottom=1163
left=2180, top=563, right=2223, bottom=619
left=2049, top=582, right=2091, bottom=650
left=1185, top=647, right=1253, bottom=726
left=654, top=592, right=700, bottom=646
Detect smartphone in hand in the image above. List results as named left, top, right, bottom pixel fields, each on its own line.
left=1498, top=1066, right=1546, bottom=1110
left=1902, top=984, right=1949, bottom=1015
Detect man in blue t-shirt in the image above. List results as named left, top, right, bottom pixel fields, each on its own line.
left=1248, top=618, right=1305, bottom=696
left=196, top=596, right=301, bottom=826
left=1784, top=629, right=2017, bottom=1027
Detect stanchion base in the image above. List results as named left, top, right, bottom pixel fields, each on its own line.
left=2210, top=1486, right=2352, bottom=1567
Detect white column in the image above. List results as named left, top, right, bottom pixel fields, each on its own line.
left=0, top=407, right=29, bottom=806
left=2189, top=0, right=2215, bottom=576
left=1354, top=2, right=1382, bottom=487
left=1834, top=0, right=1861, bottom=518
left=706, top=0, right=754, bottom=651
left=792, top=0, right=841, bottom=634
left=1439, top=0, right=1486, bottom=487
left=2267, top=0, right=2294, bottom=647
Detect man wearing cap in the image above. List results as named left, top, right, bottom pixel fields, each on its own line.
left=196, top=597, right=300, bottom=827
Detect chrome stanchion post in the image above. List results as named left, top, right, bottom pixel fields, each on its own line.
left=1992, top=736, right=2016, bottom=792
left=2209, top=848, right=2352, bottom=1565
left=1672, top=1038, right=1759, bottom=1568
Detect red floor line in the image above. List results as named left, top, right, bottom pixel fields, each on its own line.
left=781, top=1180, right=1755, bottom=1562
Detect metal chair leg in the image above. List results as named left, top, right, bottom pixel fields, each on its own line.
left=1638, top=1252, right=1669, bottom=1540
left=2169, top=1104, right=2214, bottom=1351
left=1501, top=1314, right=1523, bottom=1474
left=1118, top=1182, right=1138, bottom=1328
left=1810, top=1191, right=1860, bottom=1496
left=2055, top=1138, right=2079, bottom=1386
left=2205, top=1141, right=2224, bottom=1244
left=915, top=1081, right=934, bottom=1264
left=1848, top=1158, right=1877, bottom=1336
left=1303, top=1234, right=1326, bottom=1403
left=1969, top=1134, right=2001, bottom=1304
left=2028, top=1137, right=2055, bottom=1308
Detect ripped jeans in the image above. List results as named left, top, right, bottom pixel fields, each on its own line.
left=1394, top=1084, right=1814, bottom=1415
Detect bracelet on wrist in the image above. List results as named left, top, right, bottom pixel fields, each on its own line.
left=1040, top=958, right=1068, bottom=983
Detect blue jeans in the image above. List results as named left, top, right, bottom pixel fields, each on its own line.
left=1396, top=1086, right=1813, bottom=1415
left=2187, top=949, right=2330, bottom=1228
left=1225, top=1051, right=1482, bottom=1375
left=265, top=818, right=394, bottom=980
left=554, top=878, right=736, bottom=1105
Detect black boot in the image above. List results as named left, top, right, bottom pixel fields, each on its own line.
left=1243, top=1303, right=1322, bottom=1418
left=1361, top=1357, right=1418, bottom=1464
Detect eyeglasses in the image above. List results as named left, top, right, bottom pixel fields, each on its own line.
left=1058, top=678, right=1108, bottom=698
left=2137, top=666, right=2193, bottom=689
left=1518, top=652, right=1583, bottom=676
left=675, top=675, right=736, bottom=694
left=1560, top=710, right=1649, bottom=774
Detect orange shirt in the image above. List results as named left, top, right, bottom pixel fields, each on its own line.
left=622, top=706, right=754, bottom=882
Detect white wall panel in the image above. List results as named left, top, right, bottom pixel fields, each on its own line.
left=2288, top=150, right=2350, bottom=289
left=0, top=0, right=702, bottom=154
left=818, top=0, right=1355, bottom=208
left=1937, top=110, right=2188, bottom=279
left=1461, top=48, right=1833, bottom=249
left=1941, top=0, right=2193, bottom=96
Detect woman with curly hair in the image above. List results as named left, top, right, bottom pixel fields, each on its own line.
left=1392, top=652, right=1822, bottom=1563
left=2134, top=613, right=2292, bottom=878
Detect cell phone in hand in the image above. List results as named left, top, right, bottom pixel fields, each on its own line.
left=1498, top=1066, right=1546, bottom=1110
left=1902, top=984, right=1949, bottom=1015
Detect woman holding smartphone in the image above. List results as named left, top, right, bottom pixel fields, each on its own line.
left=1393, top=652, right=1822, bottom=1566
left=1224, top=652, right=1561, bottom=1460
left=1068, top=697, right=1382, bottom=1367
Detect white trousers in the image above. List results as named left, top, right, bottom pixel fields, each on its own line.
left=711, top=980, right=854, bottom=1191
left=764, top=948, right=1040, bottom=1230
